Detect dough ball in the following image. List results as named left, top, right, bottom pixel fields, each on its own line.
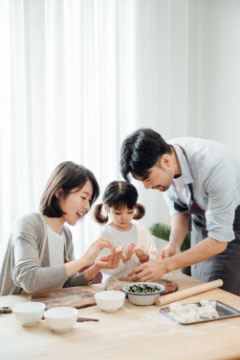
left=139, top=246, right=148, bottom=256
left=123, top=242, right=135, bottom=257
left=115, top=245, right=123, bottom=252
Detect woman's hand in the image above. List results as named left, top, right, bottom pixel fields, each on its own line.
left=135, top=247, right=149, bottom=263
left=83, top=237, right=115, bottom=265
left=122, top=242, right=136, bottom=263
left=95, top=250, right=123, bottom=270
left=83, top=250, right=123, bottom=281
left=158, top=243, right=179, bottom=260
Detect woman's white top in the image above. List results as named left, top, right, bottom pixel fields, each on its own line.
left=47, top=225, right=65, bottom=266
left=98, top=223, right=158, bottom=280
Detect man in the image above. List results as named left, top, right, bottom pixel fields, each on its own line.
left=120, top=128, right=240, bottom=295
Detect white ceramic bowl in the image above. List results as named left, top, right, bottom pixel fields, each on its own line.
left=122, top=282, right=165, bottom=306
left=44, top=306, right=78, bottom=333
left=94, top=290, right=125, bottom=312
left=12, top=301, right=45, bottom=326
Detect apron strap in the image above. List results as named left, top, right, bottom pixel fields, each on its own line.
left=174, top=145, right=205, bottom=217
left=38, top=214, right=68, bottom=291
left=39, top=214, right=48, bottom=265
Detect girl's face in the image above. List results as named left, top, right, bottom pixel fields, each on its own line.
left=57, top=180, right=93, bottom=226
left=108, top=205, right=135, bottom=231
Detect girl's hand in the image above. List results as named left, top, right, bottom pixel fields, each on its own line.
left=158, top=243, right=179, bottom=260
left=95, top=250, right=123, bottom=270
left=83, top=237, right=115, bottom=265
left=134, top=247, right=149, bottom=263
left=122, top=242, right=136, bottom=263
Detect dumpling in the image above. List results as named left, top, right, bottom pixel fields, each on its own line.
left=199, top=299, right=210, bottom=307
left=168, top=301, right=219, bottom=323
left=115, top=245, right=123, bottom=252
left=184, top=303, right=199, bottom=312
left=139, top=246, right=148, bottom=256
left=198, top=305, right=218, bottom=319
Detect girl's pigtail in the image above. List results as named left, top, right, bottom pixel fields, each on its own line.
left=133, top=203, right=145, bottom=220
left=94, top=203, right=109, bottom=224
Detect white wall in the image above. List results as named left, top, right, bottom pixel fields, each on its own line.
left=192, top=0, right=240, bottom=153
left=1, top=0, right=239, bottom=255
left=132, top=0, right=240, bottom=229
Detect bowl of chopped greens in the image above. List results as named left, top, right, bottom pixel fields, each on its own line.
left=122, top=282, right=165, bottom=306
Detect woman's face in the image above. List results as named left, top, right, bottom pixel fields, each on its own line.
left=57, top=180, right=93, bottom=226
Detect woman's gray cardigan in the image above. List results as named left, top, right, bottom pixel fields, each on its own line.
left=0, top=212, right=89, bottom=295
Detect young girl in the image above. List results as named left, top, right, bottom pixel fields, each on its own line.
left=0, top=161, right=122, bottom=295
left=94, top=181, right=158, bottom=281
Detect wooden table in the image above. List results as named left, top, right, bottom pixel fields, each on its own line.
left=1, top=271, right=240, bottom=360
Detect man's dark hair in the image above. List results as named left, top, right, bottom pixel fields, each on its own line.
left=120, top=128, right=172, bottom=181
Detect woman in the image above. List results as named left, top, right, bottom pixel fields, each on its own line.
left=0, top=161, right=122, bottom=295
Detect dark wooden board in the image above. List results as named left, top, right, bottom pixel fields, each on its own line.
left=31, top=287, right=96, bottom=309
left=156, top=279, right=178, bottom=295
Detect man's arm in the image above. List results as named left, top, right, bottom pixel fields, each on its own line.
left=159, top=212, right=189, bottom=259
left=165, top=237, right=227, bottom=272
left=128, top=237, right=227, bottom=282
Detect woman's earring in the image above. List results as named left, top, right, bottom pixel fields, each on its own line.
left=103, top=204, right=109, bottom=214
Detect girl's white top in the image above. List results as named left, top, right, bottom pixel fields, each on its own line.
left=98, top=223, right=158, bottom=280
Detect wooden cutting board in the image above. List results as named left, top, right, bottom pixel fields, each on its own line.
left=31, top=279, right=178, bottom=309
left=156, top=279, right=178, bottom=295
left=31, top=287, right=96, bottom=309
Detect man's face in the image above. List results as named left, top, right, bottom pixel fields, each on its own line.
left=134, top=155, right=175, bottom=192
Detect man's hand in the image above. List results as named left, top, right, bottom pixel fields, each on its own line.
left=127, top=260, right=168, bottom=282
left=159, top=243, right=179, bottom=260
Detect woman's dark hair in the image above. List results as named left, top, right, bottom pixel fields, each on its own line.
left=94, top=181, right=145, bottom=224
left=120, top=128, right=172, bottom=182
left=40, top=161, right=99, bottom=217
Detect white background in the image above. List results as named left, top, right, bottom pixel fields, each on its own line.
left=0, top=0, right=239, bottom=261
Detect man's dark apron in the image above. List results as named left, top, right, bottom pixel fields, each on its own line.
left=174, top=148, right=240, bottom=296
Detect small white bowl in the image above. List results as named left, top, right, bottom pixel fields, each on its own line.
left=94, top=290, right=125, bottom=312
left=12, top=301, right=45, bottom=326
left=122, top=282, right=165, bottom=306
left=44, top=306, right=78, bottom=333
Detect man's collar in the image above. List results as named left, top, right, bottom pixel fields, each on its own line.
left=171, top=144, right=193, bottom=185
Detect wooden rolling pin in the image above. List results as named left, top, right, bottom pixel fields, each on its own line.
left=155, top=279, right=223, bottom=306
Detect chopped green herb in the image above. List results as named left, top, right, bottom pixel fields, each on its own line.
left=128, top=284, right=160, bottom=294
